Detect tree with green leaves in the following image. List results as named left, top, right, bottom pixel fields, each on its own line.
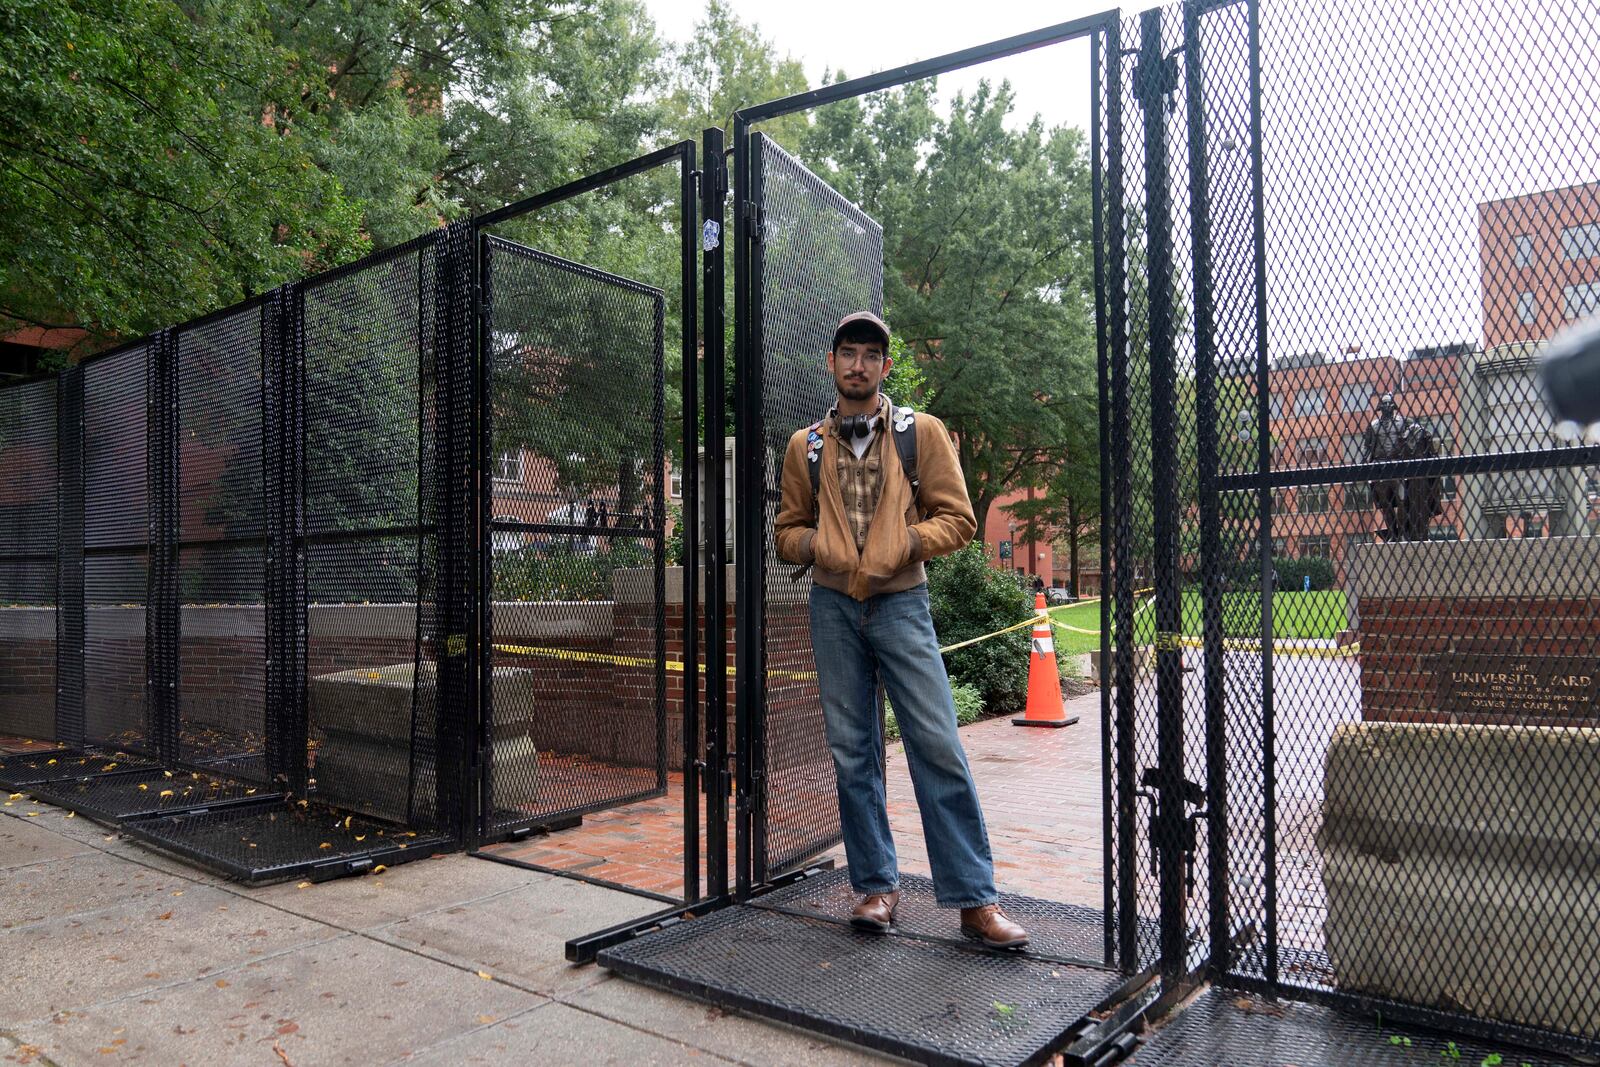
left=802, top=78, right=1099, bottom=544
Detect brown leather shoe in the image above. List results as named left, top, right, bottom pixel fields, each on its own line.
left=849, top=891, right=899, bottom=932
left=960, top=904, right=1029, bottom=949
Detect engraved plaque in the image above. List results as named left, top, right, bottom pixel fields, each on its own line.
left=1437, top=653, right=1600, bottom=720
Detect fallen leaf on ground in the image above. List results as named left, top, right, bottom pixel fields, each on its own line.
left=137, top=783, right=149, bottom=791
left=372, top=865, right=387, bottom=874
left=215, top=979, right=229, bottom=988
left=318, top=842, right=331, bottom=850
left=354, top=835, right=366, bottom=842
left=476, top=1015, right=496, bottom=1024
left=297, top=882, right=312, bottom=889
left=156, top=911, right=173, bottom=921
left=159, top=790, right=174, bottom=798
left=273, top=1041, right=294, bottom=1066
left=477, top=971, right=493, bottom=981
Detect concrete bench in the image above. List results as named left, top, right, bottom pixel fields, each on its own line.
left=309, top=662, right=540, bottom=824
left=1319, top=721, right=1600, bottom=1037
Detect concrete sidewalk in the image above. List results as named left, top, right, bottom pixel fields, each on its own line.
left=1, top=804, right=895, bottom=1066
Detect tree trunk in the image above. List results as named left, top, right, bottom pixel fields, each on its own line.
left=1068, top=496, right=1081, bottom=597
left=973, top=491, right=996, bottom=551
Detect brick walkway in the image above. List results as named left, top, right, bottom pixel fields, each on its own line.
left=485, top=688, right=1108, bottom=910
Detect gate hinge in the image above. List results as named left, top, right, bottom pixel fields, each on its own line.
left=742, top=200, right=763, bottom=242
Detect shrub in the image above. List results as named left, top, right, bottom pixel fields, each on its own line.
left=495, top=540, right=652, bottom=601
left=884, top=682, right=986, bottom=742
left=927, top=542, right=1032, bottom=715
left=1270, top=555, right=1335, bottom=592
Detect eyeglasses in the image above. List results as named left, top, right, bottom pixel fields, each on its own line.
left=833, top=349, right=886, bottom=366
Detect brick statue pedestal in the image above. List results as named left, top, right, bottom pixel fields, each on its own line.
left=1323, top=537, right=1600, bottom=1036
left=1348, top=537, right=1600, bottom=726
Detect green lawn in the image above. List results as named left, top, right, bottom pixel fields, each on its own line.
left=1046, top=590, right=1349, bottom=656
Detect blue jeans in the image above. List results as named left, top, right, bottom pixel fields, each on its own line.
left=809, top=582, right=998, bottom=908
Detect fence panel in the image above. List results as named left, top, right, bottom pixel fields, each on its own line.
left=0, top=377, right=59, bottom=744
left=83, top=343, right=155, bottom=757
left=1165, top=0, right=1600, bottom=1054
left=747, top=133, right=884, bottom=879
left=482, top=237, right=667, bottom=841
left=301, top=236, right=436, bottom=828
left=174, top=304, right=269, bottom=774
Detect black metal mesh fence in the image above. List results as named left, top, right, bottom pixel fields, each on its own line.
left=82, top=342, right=154, bottom=756
left=1102, top=0, right=1600, bottom=1053
left=301, top=235, right=436, bottom=828
left=749, top=133, right=884, bottom=879
left=175, top=303, right=269, bottom=773
left=0, top=377, right=59, bottom=744
left=481, top=237, right=668, bottom=841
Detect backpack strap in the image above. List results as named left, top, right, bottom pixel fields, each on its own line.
left=805, top=420, right=825, bottom=518
left=891, top=405, right=920, bottom=511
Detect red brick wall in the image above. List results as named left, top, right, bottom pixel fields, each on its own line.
left=1360, top=595, right=1600, bottom=726
left=0, top=636, right=55, bottom=740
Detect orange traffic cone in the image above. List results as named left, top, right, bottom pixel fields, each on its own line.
left=1012, top=593, right=1077, bottom=728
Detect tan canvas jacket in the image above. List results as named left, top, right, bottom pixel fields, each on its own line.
left=774, top=409, right=977, bottom=601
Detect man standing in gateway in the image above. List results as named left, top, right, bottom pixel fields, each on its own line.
left=774, top=310, right=1028, bottom=949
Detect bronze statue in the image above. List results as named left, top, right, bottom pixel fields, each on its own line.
left=1361, top=393, right=1441, bottom=541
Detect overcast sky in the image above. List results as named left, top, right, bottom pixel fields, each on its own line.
left=640, top=0, right=1143, bottom=135
left=641, top=0, right=1600, bottom=366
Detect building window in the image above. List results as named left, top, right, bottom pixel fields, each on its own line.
left=1293, top=388, right=1326, bottom=416
left=1347, top=531, right=1373, bottom=549
left=1560, top=222, right=1600, bottom=261
left=1269, top=393, right=1284, bottom=419
left=1564, top=282, right=1600, bottom=320
left=1344, top=481, right=1370, bottom=510
left=1343, top=433, right=1366, bottom=464
left=1298, top=484, right=1330, bottom=514
left=1339, top=381, right=1374, bottom=413
left=1428, top=525, right=1458, bottom=542
left=1514, top=233, right=1534, bottom=268
left=1272, top=489, right=1290, bottom=515
left=1424, top=415, right=1453, bottom=452
left=1271, top=537, right=1289, bottom=557
left=493, top=450, right=524, bottom=483
left=1296, top=437, right=1329, bottom=464
left=1441, top=475, right=1457, bottom=501
left=1301, top=535, right=1331, bottom=559
left=1516, top=291, right=1537, bottom=325
left=668, top=468, right=683, bottom=499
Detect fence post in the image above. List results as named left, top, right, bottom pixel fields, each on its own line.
left=701, top=126, right=730, bottom=900
left=1182, top=0, right=1230, bottom=977
left=265, top=283, right=308, bottom=794
left=1103, top=15, right=1142, bottom=974
left=429, top=219, right=476, bottom=845
left=1134, top=6, right=1190, bottom=982
left=147, top=328, right=180, bottom=766
left=56, top=365, right=86, bottom=750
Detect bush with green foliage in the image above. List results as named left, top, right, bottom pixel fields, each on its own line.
left=495, top=540, right=651, bottom=602
left=885, top=682, right=984, bottom=741
left=927, top=542, right=1032, bottom=716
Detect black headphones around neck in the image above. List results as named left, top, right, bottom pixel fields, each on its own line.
left=831, top=399, right=885, bottom=441
left=838, top=411, right=883, bottom=440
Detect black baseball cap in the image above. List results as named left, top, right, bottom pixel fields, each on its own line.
left=831, top=310, right=891, bottom=353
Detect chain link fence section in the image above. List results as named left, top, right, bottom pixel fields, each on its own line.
left=482, top=237, right=668, bottom=841
left=174, top=302, right=270, bottom=774
left=1219, top=0, right=1600, bottom=1051
left=749, top=133, right=885, bottom=880
left=84, top=341, right=157, bottom=758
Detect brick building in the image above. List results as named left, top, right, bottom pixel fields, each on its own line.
left=1478, top=182, right=1600, bottom=349
left=1472, top=181, right=1600, bottom=538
